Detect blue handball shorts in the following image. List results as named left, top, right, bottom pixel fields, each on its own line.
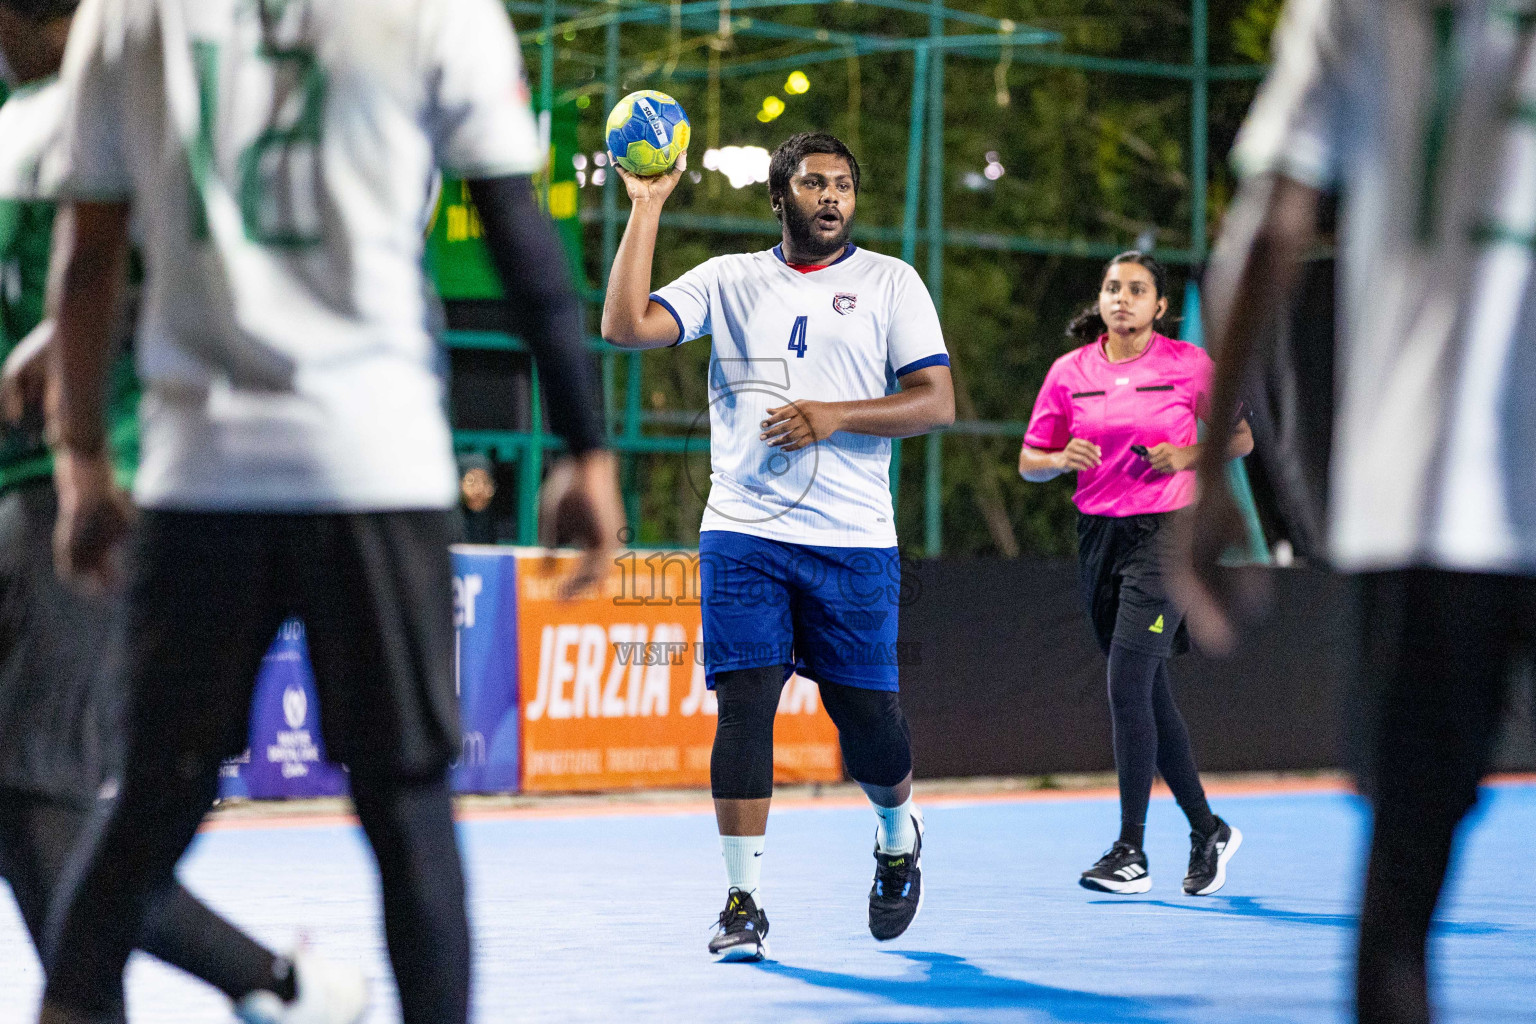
left=698, top=530, right=902, bottom=692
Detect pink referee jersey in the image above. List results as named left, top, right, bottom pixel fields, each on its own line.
left=1024, top=333, right=1214, bottom=517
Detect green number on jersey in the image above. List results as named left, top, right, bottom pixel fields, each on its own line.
left=188, top=32, right=327, bottom=246
left=1417, top=6, right=1463, bottom=244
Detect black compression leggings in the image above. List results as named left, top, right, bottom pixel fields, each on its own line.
left=0, top=788, right=287, bottom=1014
left=1106, top=644, right=1216, bottom=847
left=349, top=769, right=471, bottom=1024
left=711, top=665, right=913, bottom=799
left=42, top=765, right=469, bottom=1024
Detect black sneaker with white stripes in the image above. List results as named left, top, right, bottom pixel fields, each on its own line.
left=1079, top=840, right=1152, bottom=894
left=708, top=888, right=770, bottom=962
left=868, top=811, right=924, bottom=941
left=1183, top=817, right=1242, bottom=896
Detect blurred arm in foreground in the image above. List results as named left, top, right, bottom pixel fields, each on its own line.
left=1167, top=172, right=1321, bottom=655
left=468, top=175, right=622, bottom=597
left=47, top=201, right=132, bottom=591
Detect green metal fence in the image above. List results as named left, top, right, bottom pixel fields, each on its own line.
left=450, top=0, right=1270, bottom=557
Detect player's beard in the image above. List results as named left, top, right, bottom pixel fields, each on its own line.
left=782, top=201, right=853, bottom=261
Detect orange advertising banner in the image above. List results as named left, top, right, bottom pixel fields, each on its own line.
left=515, top=549, right=844, bottom=792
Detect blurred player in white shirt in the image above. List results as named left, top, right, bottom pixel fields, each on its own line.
left=38, top=1, right=619, bottom=1022
left=1173, top=1, right=1536, bottom=1020
left=603, top=132, right=954, bottom=961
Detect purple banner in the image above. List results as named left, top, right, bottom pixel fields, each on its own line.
left=450, top=548, right=521, bottom=793
left=219, top=547, right=522, bottom=800
left=219, top=619, right=349, bottom=800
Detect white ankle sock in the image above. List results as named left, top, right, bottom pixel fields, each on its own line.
left=873, top=797, right=916, bottom=854
left=720, top=835, right=765, bottom=900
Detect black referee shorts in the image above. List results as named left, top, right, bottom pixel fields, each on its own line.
left=120, top=509, right=459, bottom=779
left=1076, top=511, right=1189, bottom=659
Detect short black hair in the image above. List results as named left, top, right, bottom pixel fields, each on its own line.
left=0, top=0, right=78, bottom=19
left=768, top=132, right=860, bottom=219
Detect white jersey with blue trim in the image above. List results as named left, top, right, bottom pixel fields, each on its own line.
left=652, top=243, right=948, bottom=548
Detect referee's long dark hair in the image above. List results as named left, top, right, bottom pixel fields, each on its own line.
left=1066, top=251, right=1177, bottom=342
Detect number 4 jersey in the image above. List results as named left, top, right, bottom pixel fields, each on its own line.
left=55, top=0, right=543, bottom=512
left=652, top=244, right=949, bottom=547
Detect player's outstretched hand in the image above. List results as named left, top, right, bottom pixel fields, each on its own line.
left=1, top=320, right=53, bottom=425
left=614, top=152, right=687, bottom=206
left=53, top=449, right=132, bottom=594
left=1165, top=483, right=1269, bottom=657
left=538, top=449, right=624, bottom=600
left=761, top=399, right=844, bottom=452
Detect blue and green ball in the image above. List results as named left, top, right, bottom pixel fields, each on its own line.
left=605, top=90, right=690, bottom=177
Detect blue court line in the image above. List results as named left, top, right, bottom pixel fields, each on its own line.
left=0, top=785, right=1530, bottom=1023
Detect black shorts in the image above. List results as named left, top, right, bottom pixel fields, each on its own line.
left=1076, top=511, right=1189, bottom=659
left=120, top=509, right=459, bottom=778
left=1352, top=569, right=1530, bottom=818
left=0, top=482, right=124, bottom=806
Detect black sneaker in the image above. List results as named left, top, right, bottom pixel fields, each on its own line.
left=869, top=810, right=924, bottom=941
left=1183, top=817, right=1242, bottom=895
left=708, top=888, right=770, bottom=962
left=1079, top=841, right=1152, bottom=894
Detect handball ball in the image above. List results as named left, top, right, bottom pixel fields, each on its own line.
left=606, top=90, right=690, bottom=177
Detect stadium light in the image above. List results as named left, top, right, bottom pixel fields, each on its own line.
left=702, top=146, right=770, bottom=189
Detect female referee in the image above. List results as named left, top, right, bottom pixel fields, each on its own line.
left=1019, top=251, right=1253, bottom=896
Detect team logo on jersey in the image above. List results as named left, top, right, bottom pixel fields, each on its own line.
left=832, top=293, right=857, bottom=315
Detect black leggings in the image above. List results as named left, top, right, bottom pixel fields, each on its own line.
left=0, top=788, right=284, bottom=1015
left=42, top=765, right=469, bottom=1023
left=42, top=511, right=469, bottom=1022
left=1106, top=644, right=1215, bottom=847
left=350, top=769, right=471, bottom=1024
left=711, top=665, right=912, bottom=799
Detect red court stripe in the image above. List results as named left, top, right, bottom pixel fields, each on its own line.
left=196, top=773, right=1536, bottom=833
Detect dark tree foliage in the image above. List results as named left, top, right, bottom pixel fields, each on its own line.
left=565, top=0, right=1283, bottom=554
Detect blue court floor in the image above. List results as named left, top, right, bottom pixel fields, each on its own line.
left=1, top=783, right=1532, bottom=1023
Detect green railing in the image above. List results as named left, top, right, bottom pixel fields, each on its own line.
left=450, top=0, right=1272, bottom=559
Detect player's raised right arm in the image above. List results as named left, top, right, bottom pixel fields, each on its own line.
left=601, top=157, right=688, bottom=349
